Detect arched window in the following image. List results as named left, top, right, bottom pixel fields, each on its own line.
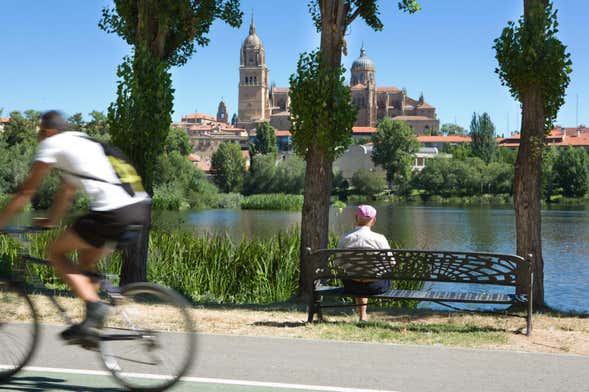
left=254, top=76, right=257, bottom=84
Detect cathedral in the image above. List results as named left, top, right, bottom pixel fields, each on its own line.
left=237, top=17, right=440, bottom=135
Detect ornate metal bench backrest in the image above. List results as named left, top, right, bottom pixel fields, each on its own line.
left=307, top=248, right=531, bottom=291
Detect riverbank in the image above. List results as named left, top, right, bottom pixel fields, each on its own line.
left=16, top=295, right=589, bottom=355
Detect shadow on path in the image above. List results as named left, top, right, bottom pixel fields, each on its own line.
left=0, top=376, right=124, bottom=392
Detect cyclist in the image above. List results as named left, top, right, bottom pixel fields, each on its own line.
left=0, top=110, right=151, bottom=344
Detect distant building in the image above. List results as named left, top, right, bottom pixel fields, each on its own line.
left=499, top=126, right=589, bottom=150
left=334, top=144, right=449, bottom=180
left=0, top=117, right=9, bottom=132
left=236, top=17, right=440, bottom=135
left=174, top=106, right=249, bottom=164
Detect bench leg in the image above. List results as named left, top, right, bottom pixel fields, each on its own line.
left=526, top=299, right=533, bottom=337
left=307, top=295, right=322, bottom=323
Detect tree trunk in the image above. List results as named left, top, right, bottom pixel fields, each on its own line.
left=120, top=225, right=149, bottom=285
left=514, top=87, right=545, bottom=307
left=298, top=0, right=349, bottom=300
left=299, top=144, right=334, bottom=298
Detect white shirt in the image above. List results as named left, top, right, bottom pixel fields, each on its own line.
left=35, top=132, right=149, bottom=211
left=337, top=226, right=391, bottom=250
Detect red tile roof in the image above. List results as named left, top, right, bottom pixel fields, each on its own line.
left=352, top=126, right=377, bottom=134
left=499, top=127, right=589, bottom=147
left=351, top=83, right=366, bottom=90
left=272, top=87, right=290, bottom=93
left=0, top=117, right=10, bottom=123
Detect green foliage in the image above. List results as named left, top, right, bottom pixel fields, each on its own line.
left=469, top=112, right=496, bottom=164
left=288, top=50, right=356, bottom=160
left=412, top=157, right=513, bottom=197
left=245, top=155, right=305, bottom=195
left=552, top=147, right=589, bottom=198
left=106, top=48, right=174, bottom=194
left=100, top=1, right=243, bottom=194
left=441, top=123, right=466, bottom=136
left=251, top=122, right=277, bottom=156
left=541, top=147, right=559, bottom=200
left=444, top=143, right=472, bottom=160
left=0, top=140, right=34, bottom=195
left=1, top=111, right=39, bottom=147
left=211, top=142, right=246, bottom=193
left=494, top=1, right=572, bottom=131
left=86, top=111, right=110, bottom=141
left=371, top=118, right=419, bottom=193
left=351, top=169, right=387, bottom=196
left=154, top=150, right=218, bottom=209
left=100, top=0, right=243, bottom=67
left=241, top=194, right=304, bottom=211
left=307, top=0, right=420, bottom=33
left=165, top=126, right=192, bottom=156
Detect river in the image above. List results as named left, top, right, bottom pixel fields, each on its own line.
left=154, top=204, right=589, bottom=312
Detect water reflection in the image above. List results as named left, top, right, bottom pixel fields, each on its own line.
left=156, top=205, right=588, bottom=312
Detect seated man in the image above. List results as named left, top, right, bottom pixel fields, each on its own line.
left=337, top=205, right=392, bottom=322
left=0, top=110, right=150, bottom=343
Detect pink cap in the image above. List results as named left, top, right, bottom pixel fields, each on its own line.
left=355, top=205, right=377, bottom=219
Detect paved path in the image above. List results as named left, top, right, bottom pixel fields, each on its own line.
left=1, top=324, right=588, bottom=392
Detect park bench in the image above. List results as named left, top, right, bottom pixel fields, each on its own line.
left=305, top=248, right=534, bottom=336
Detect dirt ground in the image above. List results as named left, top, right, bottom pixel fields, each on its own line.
left=11, top=296, right=587, bottom=356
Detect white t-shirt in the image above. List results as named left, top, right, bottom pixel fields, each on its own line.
left=35, top=132, right=149, bottom=211
left=337, top=226, right=391, bottom=250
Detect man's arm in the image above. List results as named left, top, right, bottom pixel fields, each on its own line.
left=45, top=180, right=77, bottom=226
left=0, top=162, right=52, bottom=228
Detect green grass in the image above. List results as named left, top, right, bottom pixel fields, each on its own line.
left=312, top=320, right=508, bottom=347
left=241, top=194, right=303, bottom=211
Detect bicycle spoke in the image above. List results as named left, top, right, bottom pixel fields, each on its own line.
left=99, top=283, right=195, bottom=391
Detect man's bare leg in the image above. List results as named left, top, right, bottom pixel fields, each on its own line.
left=78, top=246, right=114, bottom=291
left=46, top=229, right=103, bottom=302
left=46, top=229, right=111, bottom=340
left=355, top=297, right=368, bottom=321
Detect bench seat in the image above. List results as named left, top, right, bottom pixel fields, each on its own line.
left=315, top=285, right=529, bottom=304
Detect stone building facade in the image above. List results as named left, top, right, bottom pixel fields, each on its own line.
left=237, top=18, right=439, bottom=135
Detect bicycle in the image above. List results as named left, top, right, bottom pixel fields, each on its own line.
left=0, top=226, right=196, bottom=392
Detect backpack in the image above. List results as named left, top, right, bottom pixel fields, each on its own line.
left=59, top=135, right=145, bottom=197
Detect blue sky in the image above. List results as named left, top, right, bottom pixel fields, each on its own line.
left=1, top=0, right=587, bottom=134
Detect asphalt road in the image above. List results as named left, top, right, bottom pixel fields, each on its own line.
left=1, top=324, right=588, bottom=392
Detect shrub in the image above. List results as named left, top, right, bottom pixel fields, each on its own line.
left=241, top=194, right=303, bottom=211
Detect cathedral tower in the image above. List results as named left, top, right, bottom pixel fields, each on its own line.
left=217, top=99, right=228, bottom=123
left=237, top=15, right=270, bottom=130
left=350, top=45, right=377, bottom=127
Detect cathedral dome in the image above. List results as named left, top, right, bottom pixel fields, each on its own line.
left=242, top=17, right=262, bottom=49
left=352, top=46, right=375, bottom=71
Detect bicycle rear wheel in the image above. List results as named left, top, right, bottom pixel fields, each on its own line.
left=99, top=282, right=196, bottom=392
left=0, top=279, right=39, bottom=381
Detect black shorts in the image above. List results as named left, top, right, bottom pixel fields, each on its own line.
left=72, top=201, right=151, bottom=248
left=343, top=279, right=391, bottom=296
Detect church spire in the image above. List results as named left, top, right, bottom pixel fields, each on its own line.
left=249, top=12, right=256, bottom=35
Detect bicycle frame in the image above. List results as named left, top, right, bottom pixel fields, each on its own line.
left=1, top=229, right=144, bottom=343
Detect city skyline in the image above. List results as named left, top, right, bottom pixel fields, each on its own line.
left=1, top=0, right=588, bottom=133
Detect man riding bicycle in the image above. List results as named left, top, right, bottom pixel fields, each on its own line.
left=0, top=110, right=150, bottom=344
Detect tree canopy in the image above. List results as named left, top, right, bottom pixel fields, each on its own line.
left=469, top=112, right=496, bottom=164
left=211, top=142, right=246, bottom=193
left=371, top=118, right=419, bottom=193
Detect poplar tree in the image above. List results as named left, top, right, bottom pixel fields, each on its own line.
left=494, top=0, right=572, bottom=306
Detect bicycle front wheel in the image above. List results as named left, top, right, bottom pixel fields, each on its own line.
left=99, top=283, right=196, bottom=392
left=0, top=279, right=39, bottom=381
